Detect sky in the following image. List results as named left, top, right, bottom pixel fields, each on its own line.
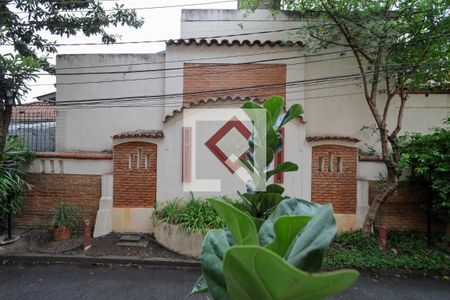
left=6, top=0, right=238, bottom=102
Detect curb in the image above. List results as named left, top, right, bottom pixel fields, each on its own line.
left=323, top=266, right=449, bottom=278
left=0, top=253, right=200, bottom=269
left=1, top=254, right=447, bottom=278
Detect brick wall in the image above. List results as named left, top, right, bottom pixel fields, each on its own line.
left=113, top=141, right=157, bottom=208
left=183, top=63, right=286, bottom=103
left=15, top=174, right=101, bottom=228
left=311, top=144, right=358, bottom=214
left=369, top=182, right=433, bottom=231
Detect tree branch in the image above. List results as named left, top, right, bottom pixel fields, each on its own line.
left=389, top=90, right=408, bottom=141
left=308, top=32, right=351, bottom=47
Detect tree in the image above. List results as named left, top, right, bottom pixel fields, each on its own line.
left=0, top=0, right=144, bottom=154
left=399, top=121, right=450, bottom=222
left=241, top=0, right=449, bottom=235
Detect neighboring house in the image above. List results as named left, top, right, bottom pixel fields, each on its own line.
left=10, top=98, right=56, bottom=152
left=16, top=6, right=449, bottom=235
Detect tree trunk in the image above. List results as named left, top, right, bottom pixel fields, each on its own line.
left=0, top=107, right=13, bottom=154
left=362, top=171, right=398, bottom=236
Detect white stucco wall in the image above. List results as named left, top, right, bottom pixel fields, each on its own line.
left=56, top=53, right=166, bottom=152
left=180, top=9, right=304, bottom=41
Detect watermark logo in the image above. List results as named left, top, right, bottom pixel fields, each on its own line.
left=182, top=108, right=266, bottom=192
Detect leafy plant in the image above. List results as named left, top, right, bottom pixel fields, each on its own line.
left=0, top=136, right=34, bottom=218
left=153, top=193, right=224, bottom=234
left=399, top=125, right=450, bottom=221
left=192, top=198, right=359, bottom=299
left=326, top=230, right=449, bottom=271
left=192, top=99, right=358, bottom=299
left=48, top=202, right=81, bottom=231
left=234, top=96, right=302, bottom=222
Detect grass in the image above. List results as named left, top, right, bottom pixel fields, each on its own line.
left=153, top=194, right=225, bottom=234
left=325, top=230, right=450, bottom=272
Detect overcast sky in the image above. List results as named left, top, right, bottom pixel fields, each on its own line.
left=12, top=0, right=237, bottom=102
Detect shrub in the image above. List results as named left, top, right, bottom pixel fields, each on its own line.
left=0, top=136, right=34, bottom=219
left=48, top=202, right=81, bottom=231
left=153, top=194, right=225, bottom=234
left=325, top=230, right=450, bottom=271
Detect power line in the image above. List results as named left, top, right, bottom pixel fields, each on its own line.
left=39, top=55, right=355, bottom=86
left=54, top=27, right=306, bottom=46
left=39, top=83, right=365, bottom=110
left=51, top=61, right=447, bottom=106
left=22, top=32, right=445, bottom=77
left=2, top=0, right=237, bottom=15
left=37, top=53, right=410, bottom=87
left=54, top=48, right=302, bottom=70
left=22, top=31, right=445, bottom=82
left=3, top=25, right=324, bottom=47
left=25, top=79, right=361, bottom=108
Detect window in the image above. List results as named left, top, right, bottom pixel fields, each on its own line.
left=336, top=157, right=342, bottom=173
left=328, top=152, right=333, bottom=172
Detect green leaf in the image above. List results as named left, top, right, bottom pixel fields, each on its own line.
left=266, top=183, right=285, bottom=195
left=223, top=245, right=359, bottom=300
left=259, top=198, right=336, bottom=273
left=208, top=197, right=259, bottom=245
left=266, top=161, right=299, bottom=179
left=266, top=215, right=312, bottom=257
left=199, top=230, right=232, bottom=300
left=256, top=192, right=283, bottom=218
left=278, top=104, right=303, bottom=129
left=263, top=96, right=284, bottom=127
left=190, top=275, right=208, bottom=295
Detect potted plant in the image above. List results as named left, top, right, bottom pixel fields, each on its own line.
left=48, top=202, right=81, bottom=241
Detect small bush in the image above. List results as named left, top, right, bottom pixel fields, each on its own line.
left=154, top=194, right=225, bottom=234
left=325, top=230, right=450, bottom=271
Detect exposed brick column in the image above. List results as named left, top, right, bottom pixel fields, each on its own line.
left=113, top=141, right=157, bottom=208
left=311, top=144, right=358, bottom=214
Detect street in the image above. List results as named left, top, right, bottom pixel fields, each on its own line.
left=0, top=263, right=448, bottom=300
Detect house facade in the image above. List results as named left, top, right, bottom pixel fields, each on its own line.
left=17, top=8, right=449, bottom=235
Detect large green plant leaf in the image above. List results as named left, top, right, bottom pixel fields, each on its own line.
left=259, top=198, right=336, bottom=273
left=191, top=275, right=208, bottom=295
left=208, top=197, right=258, bottom=245
left=266, top=215, right=312, bottom=257
left=266, top=161, right=299, bottom=179
left=223, top=245, right=359, bottom=300
left=277, top=103, right=303, bottom=129
left=256, top=192, right=283, bottom=218
left=197, top=230, right=232, bottom=300
left=285, top=203, right=336, bottom=272
left=266, top=183, right=284, bottom=195
left=263, top=96, right=284, bottom=127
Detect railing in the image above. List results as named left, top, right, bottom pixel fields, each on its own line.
left=9, top=102, right=56, bottom=152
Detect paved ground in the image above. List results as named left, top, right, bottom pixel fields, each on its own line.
left=0, top=263, right=448, bottom=300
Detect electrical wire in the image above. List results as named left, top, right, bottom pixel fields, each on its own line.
left=50, top=61, right=448, bottom=107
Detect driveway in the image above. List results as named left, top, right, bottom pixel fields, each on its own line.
left=0, top=263, right=448, bottom=299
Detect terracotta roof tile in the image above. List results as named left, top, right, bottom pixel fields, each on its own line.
left=306, top=136, right=360, bottom=143
left=12, top=102, right=56, bottom=121
left=163, top=96, right=305, bottom=123
left=112, top=130, right=164, bottom=139
left=163, top=96, right=261, bottom=123
left=166, top=39, right=303, bottom=48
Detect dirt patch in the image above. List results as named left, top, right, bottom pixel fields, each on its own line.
left=1, top=229, right=188, bottom=261
left=83, top=233, right=186, bottom=259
